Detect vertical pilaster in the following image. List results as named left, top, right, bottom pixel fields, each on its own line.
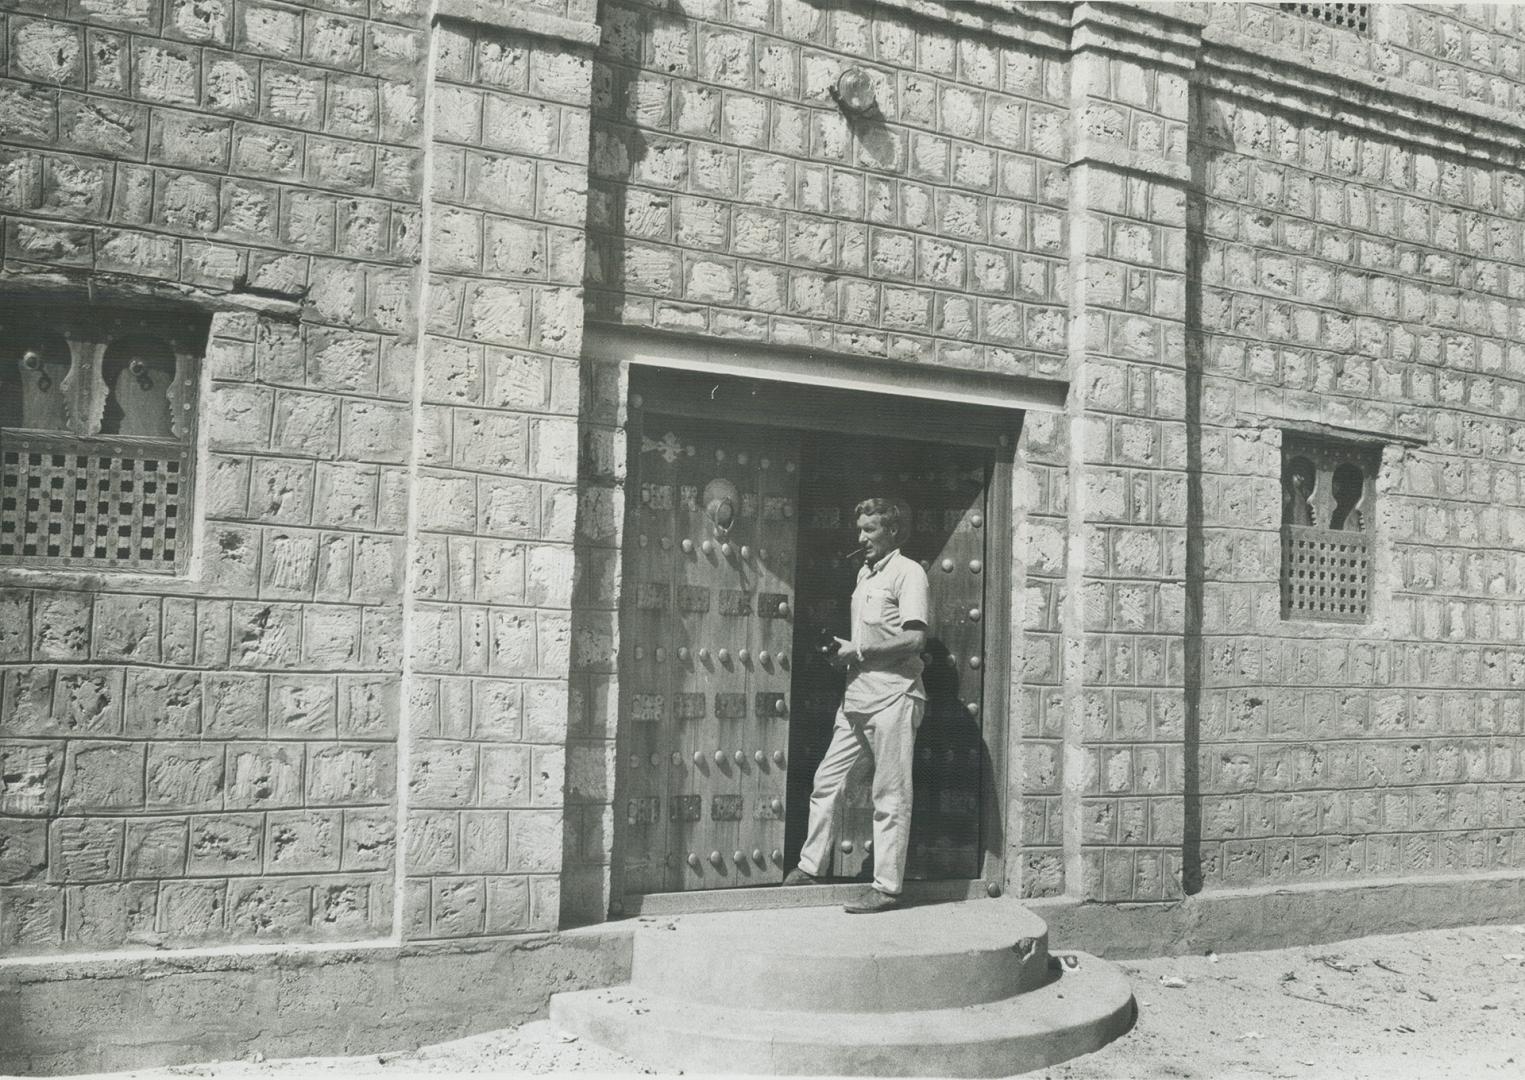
left=1010, top=407, right=1071, bottom=898
left=400, top=1, right=599, bottom=940
left=1061, top=4, right=1203, bottom=901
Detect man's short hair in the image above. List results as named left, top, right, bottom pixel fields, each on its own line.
left=855, top=497, right=912, bottom=539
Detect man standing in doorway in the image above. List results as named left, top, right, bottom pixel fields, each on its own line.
left=784, top=497, right=929, bottom=913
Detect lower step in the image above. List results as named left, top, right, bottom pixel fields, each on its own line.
left=550, top=952, right=1135, bottom=1077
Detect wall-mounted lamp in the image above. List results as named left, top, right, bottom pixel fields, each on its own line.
left=830, top=67, right=878, bottom=118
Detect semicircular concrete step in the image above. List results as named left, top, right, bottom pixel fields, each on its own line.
left=551, top=949, right=1134, bottom=1077
left=550, top=900, right=1136, bottom=1077
left=630, top=900, right=1052, bottom=1012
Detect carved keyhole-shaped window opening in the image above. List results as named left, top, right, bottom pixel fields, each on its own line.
left=1280, top=433, right=1378, bottom=623
left=102, top=334, right=179, bottom=438
left=1, top=330, right=73, bottom=432
left=1, top=300, right=208, bottom=573
left=1282, top=455, right=1315, bottom=526
left=1330, top=462, right=1365, bottom=531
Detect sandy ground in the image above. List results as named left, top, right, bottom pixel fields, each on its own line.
left=113, top=923, right=1525, bottom=1080
left=1042, top=922, right=1525, bottom=1080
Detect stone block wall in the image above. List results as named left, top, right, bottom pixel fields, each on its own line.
left=584, top=0, right=1071, bottom=378
left=0, top=0, right=605, bottom=959
left=564, top=0, right=1525, bottom=909
left=1373, top=3, right=1525, bottom=105
left=1206, top=3, right=1525, bottom=113
left=1193, top=11, right=1525, bottom=889
left=0, top=0, right=427, bottom=955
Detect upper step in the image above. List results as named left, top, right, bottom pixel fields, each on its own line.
left=630, top=899, right=1051, bottom=1013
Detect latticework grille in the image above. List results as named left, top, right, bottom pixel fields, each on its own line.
left=1280, top=3, right=1371, bottom=34
left=0, top=434, right=188, bottom=571
left=1281, top=525, right=1371, bottom=622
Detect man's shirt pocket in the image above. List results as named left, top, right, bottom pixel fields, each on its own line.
left=860, top=584, right=899, bottom=630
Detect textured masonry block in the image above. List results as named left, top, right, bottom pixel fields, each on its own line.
left=49, top=817, right=125, bottom=883
left=0, top=819, right=48, bottom=884
left=203, top=673, right=269, bottom=738
left=145, top=742, right=226, bottom=812
left=60, top=742, right=145, bottom=813
left=507, top=809, right=562, bottom=873
left=0, top=884, right=64, bottom=949
left=406, top=809, right=459, bottom=875
left=186, top=813, right=264, bottom=876
left=124, top=818, right=190, bottom=879
left=306, top=744, right=396, bottom=806
left=267, top=810, right=342, bottom=873
left=225, top=743, right=303, bottom=809
left=227, top=876, right=313, bottom=938
left=410, top=741, right=479, bottom=809
left=158, top=878, right=227, bottom=938
left=66, top=880, right=159, bottom=945
left=342, top=808, right=396, bottom=871
left=478, top=744, right=530, bottom=807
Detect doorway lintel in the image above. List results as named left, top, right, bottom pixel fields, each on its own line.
left=586, top=325, right=1067, bottom=416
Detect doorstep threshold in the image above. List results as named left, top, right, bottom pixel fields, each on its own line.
left=619, top=878, right=990, bottom=917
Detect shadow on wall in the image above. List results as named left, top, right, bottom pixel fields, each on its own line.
left=559, top=352, right=624, bottom=929
left=916, top=636, right=1005, bottom=881
left=585, top=11, right=650, bottom=325
left=1182, top=80, right=1209, bottom=898
left=557, top=13, right=656, bottom=929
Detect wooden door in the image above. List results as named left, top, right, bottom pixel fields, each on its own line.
left=790, top=435, right=990, bottom=881
left=619, top=412, right=799, bottom=893
left=906, top=453, right=989, bottom=880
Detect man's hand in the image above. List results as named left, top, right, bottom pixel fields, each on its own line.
left=827, top=637, right=856, bottom=668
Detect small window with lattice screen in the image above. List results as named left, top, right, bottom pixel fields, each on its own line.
left=1, top=301, right=208, bottom=573
left=1281, top=434, right=1377, bottom=623
left=1279, top=3, right=1370, bottom=34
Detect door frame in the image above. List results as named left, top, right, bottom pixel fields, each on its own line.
left=610, top=365, right=1023, bottom=906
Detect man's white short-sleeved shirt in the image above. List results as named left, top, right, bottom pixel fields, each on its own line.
left=845, top=549, right=929, bottom=714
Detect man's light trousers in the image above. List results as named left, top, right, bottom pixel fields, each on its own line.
left=796, top=695, right=924, bottom=896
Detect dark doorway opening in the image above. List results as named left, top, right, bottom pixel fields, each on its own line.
left=785, top=431, right=995, bottom=883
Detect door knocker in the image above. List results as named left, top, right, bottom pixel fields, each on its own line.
left=703, top=478, right=739, bottom=538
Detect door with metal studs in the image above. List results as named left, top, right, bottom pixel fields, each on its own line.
left=619, top=412, right=799, bottom=893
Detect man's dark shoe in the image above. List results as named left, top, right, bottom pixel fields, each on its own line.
left=782, top=867, right=828, bottom=886
left=844, top=890, right=902, bottom=914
